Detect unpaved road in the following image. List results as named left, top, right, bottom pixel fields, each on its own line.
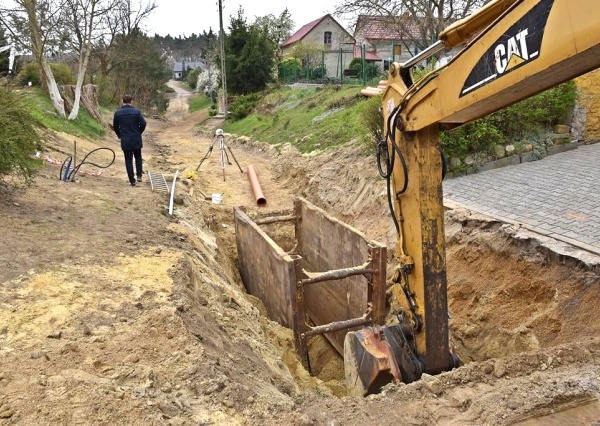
left=166, top=81, right=193, bottom=120
left=1, top=81, right=600, bottom=425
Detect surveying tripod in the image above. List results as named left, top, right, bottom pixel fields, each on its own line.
left=195, top=130, right=243, bottom=181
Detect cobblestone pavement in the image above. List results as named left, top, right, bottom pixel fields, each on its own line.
left=443, top=143, right=600, bottom=255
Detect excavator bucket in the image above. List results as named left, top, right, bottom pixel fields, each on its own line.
left=344, top=324, right=426, bottom=397
left=344, top=326, right=401, bottom=397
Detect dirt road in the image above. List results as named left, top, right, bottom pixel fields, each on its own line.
left=165, top=81, right=193, bottom=120
left=1, top=81, right=600, bottom=425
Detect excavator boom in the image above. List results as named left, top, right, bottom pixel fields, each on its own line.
left=400, top=0, right=600, bottom=130
left=345, top=0, right=600, bottom=397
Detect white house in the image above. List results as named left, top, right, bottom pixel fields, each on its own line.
left=173, top=60, right=205, bottom=79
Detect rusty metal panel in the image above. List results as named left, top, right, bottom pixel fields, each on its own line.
left=295, top=197, right=386, bottom=355
left=234, top=207, right=295, bottom=328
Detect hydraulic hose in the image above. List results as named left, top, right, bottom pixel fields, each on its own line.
left=60, top=147, right=116, bottom=182
left=377, top=102, right=407, bottom=237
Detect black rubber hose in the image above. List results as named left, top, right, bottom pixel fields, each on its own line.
left=60, top=156, right=73, bottom=181
left=376, top=139, right=391, bottom=179
left=67, top=147, right=116, bottom=181
left=441, top=148, right=448, bottom=180
left=383, top=105, right=405, bottom=236
left=389, top=113, right=409, bottom=196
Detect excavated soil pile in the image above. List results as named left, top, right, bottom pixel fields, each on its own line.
left=1, top=82, right=600, bottom=425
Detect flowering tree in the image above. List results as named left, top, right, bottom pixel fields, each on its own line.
left=196, top=66, right=220, bottom=100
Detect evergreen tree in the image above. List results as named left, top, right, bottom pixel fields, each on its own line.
left=225, top=7, right=275, bottom=95
left=0, top=86, right=43, bottom=185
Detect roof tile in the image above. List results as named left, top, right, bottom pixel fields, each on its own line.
left=281, top=15, right=329, bottom=47
left=355, top=14, right=421, bottom=41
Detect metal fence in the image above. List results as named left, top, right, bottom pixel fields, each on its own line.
left=278, top=45, right=386, bottom=86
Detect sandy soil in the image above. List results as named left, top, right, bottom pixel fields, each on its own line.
left=2, top=81, right=600, bottom=425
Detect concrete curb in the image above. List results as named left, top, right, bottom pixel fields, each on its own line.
left=443, top=199, right=600, bottom=257
left=446, top=141, right=580, bottom=179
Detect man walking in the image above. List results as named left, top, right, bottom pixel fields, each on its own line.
left=112, top=94, right=147, bottom=186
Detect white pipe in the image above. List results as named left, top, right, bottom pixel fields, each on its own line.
left=169, top=169, right=179, bottom=215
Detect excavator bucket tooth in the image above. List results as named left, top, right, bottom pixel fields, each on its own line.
left=343, top=326, right=401, bottom=397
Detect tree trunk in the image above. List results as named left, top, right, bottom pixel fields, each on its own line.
left=60, top=84, right=103, bottom=122
left=23, top=0, right=66, bottom=117
left=39, top=56, right=66, bottom=118
left=68, top=50, right=91, bottom=120
left=68, top=0, right=95, bottom=120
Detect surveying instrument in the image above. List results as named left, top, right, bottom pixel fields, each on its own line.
left=196, top=128, right=243, bottom=181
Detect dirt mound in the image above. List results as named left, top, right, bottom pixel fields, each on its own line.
left=2, top=82, right=600, bottom=425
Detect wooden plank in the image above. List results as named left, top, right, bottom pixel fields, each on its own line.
left=234, top=207, right=295, bottom=327
left=295, top=197, right=386, bottom=355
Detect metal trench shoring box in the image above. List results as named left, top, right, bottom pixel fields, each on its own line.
left=233, top=197, right=387, bottom=371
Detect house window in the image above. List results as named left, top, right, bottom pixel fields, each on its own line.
left=324, top=31, right=332, bottom=45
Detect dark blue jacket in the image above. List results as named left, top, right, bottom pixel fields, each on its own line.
left=113, top=104, right=147, bottom=150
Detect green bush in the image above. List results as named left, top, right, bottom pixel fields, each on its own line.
left=361, top=94, right=384, bottom=151
left=186, top=68, right=199, bottom=89
left=18, top=63, right=40, bottom=86
left=349, top=58, right=381, bottom=79
left=229, top=93, right=261, bottom=120
left=297, top=65, right=326, bottom=81
left=308, top=65, right=326, bottom=80
left=17, top=62, right=75, bottom=87
left=441, top=81, right=577, bottom=164
left=51, top=63, right=75, bottom=85
left=153, top=91, right=169, bottom=113
left=486, top=80, right=576, bottom=137
left=278, top=58, right=301, bottom=83
left=0, top=85, right=43, bottom=185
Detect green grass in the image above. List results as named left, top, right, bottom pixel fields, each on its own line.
left=188, top=93, right=213, bottom=113
left=222, top=85, right=374, bottom=154
left=22, top=88, right=106, bottom=139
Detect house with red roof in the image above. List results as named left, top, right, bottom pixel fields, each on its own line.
left=281, top=14, right=376, bottom=79
left=353, top=14, right=423, bottom=70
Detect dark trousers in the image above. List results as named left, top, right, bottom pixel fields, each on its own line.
left=123, top=149, right=143, bottom=184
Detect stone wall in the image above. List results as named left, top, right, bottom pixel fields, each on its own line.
left=573, top=68, right=600, bottom=143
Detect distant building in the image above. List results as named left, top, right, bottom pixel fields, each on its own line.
left=281, top=14, right=357, bottom=79
left=353, top=14, right=422, bottom=70
left=173, top=60, right=205, bottom=79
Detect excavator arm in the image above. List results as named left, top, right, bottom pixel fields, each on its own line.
left=344, top=0, right=600, bottom=396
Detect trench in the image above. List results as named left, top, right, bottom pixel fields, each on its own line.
left=173, top=188, right=600, bottom=400
left=249, top=218, right=348, bottom=392
left=263, top=210, right=600, bottom=388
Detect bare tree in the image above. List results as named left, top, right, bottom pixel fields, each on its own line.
left=4, top=0, right=67, bottom=117
left=61, top=0, right=117, bottom=119
left=91, top=0, right=156, bottom=95
left=335, top=0, right=489, bottom=52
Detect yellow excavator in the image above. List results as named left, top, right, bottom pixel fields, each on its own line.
left=344, top=0, right=600, bottom=396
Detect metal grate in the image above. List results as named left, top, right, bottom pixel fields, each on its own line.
left=148, top=171, right=169, bottom=193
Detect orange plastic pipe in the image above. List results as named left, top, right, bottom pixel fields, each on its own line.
left=247, top=164, right=266, bottom=206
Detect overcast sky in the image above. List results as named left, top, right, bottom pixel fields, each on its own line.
left=144, top=0, right=353, bottom=38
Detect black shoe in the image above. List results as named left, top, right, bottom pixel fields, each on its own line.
left=130, top=182, right=136, bottom=187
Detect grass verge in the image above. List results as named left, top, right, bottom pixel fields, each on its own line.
left=23, top=88, right=106, bottom=139
left=222, top=85, right=374, bottom=154
left=188, top=93, right=213, bottom=113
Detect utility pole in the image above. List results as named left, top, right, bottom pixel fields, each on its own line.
left=218, top=0, right=228, bottom=116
